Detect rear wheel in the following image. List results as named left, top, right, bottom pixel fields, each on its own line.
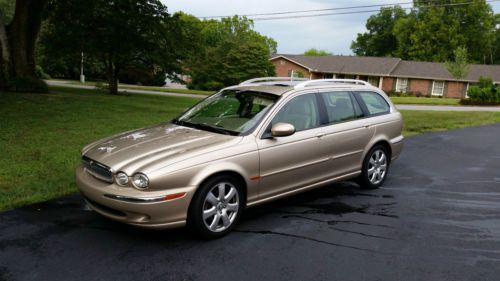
left=188, top=175, right=244, bottom=239
left=357, top=145, right=389, bottom=189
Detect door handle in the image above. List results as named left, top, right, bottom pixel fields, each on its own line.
left=316, top=133, right=325, bottom=139
left=364, top=123, right=372, bottom=128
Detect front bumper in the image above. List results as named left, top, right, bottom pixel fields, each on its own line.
left=75, top=165, right=196, bottom=229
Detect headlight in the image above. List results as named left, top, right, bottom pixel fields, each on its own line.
left=115, top=172, right=129, bottom=186
left=132, top=173, right=149, bottom=189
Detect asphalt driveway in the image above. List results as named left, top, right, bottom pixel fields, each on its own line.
left=1, top=124, right=500, bottom=281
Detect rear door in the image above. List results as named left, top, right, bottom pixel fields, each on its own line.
left=317, top=90, right=375, bottom=177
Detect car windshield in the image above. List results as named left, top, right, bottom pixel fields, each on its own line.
left=173, top=90, right=279, bottom=136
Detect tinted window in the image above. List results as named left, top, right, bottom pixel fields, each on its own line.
left=272, top=94, right=320, bottom=131
left=358, top=92, right=390, bottom=115
left=319, top=91, right=363, bottom=124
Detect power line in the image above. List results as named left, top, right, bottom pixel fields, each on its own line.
left=199, top=0, right=500, bottom=21
left=200, top=1, right=415, bottom=19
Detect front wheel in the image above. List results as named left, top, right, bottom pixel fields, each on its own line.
left=188, top=175, right=244, bottom=239
left=357, top=145, right=389, bottom=189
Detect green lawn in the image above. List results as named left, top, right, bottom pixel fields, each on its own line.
left=390, top=96, right=460, bottom=106
left=400, top=110, right=500, bottom=136
left=0, top=86, right=499, bottom=211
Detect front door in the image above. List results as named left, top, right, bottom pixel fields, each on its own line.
left=256, top=92, right=332, bottom=199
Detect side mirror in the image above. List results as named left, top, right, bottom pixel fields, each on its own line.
left=271, top=122, right=296, bottom=137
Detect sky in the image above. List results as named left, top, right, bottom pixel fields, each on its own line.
left=165, top=0, right=500, bottom=55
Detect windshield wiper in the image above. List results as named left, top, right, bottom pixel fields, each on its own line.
left=172, top=120, right=237, bottom=136
left=192, top=123, right=236, bottom=136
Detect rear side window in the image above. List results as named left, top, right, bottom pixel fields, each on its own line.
left=319, top=91, right=363, bottom=124
left=357, top=92, right=390, bottom=115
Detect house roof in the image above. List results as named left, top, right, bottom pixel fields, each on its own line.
left=392, top=61, right=500, bottom=82
left=271, top=54, right=500, bottom=83
left=272, top=54, right=401, bottom=76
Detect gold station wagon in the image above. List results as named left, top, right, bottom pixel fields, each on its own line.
left=76, top=78, right=404, bottom=238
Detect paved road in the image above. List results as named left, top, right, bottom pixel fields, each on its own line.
left=1, top=125, right=500, bottom=281
left=46, top=80, right=205, bottom=99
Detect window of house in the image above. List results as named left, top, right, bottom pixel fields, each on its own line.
left=357, top=92, right=390, bottom=115
left=395, top=78, right=408, bottom=92
left=323, top=73, right=334, bottom=79
left=319, top=92, right=363, bottom=124
left=432, top=81, right=445, bottom=96
left=368, top=77, right=379, bottom=87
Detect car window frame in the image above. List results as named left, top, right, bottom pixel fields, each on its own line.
left=258, top=90, right=322, bottom=139
left=316, top=90, right=366, bottom=126
left=353, top=91, right=391, bottom=117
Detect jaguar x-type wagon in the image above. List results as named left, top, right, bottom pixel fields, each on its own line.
left=76, top=78, right=404, bottom=238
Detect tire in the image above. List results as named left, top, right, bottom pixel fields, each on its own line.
left=357, top=145, right=389, bottom=189
left=188, top=175, right=244, bottom=239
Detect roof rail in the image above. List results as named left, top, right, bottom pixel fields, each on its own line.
left=239, top=77, right=309, bottom=85
left=294, top=79, right=372, bottom=89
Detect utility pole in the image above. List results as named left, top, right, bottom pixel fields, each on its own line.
left=80, top=51, right=85, bottom=83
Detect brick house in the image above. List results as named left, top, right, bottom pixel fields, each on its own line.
left=270, top=54, right=500, bottom=98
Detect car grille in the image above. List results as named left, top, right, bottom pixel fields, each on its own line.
left=82, top=156, right=113, bottom=183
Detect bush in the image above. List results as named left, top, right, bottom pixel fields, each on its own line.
left=466, top=78, right=500, bottom=104
left=8, top=76, right=49, bottom=93
left=202, top=81, right=225, bottom=91
left=35, top=65, right=51, bottom=80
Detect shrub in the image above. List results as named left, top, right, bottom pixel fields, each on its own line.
left=8, top=76, right=49, bottom=93
left=35, top=65, right=51, bottom=80
left=465, top=79, right=500, bottom=105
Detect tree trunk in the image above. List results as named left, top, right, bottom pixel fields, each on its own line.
left=106, top=56, right=118, bottom=95
left=1, top=0, right=47, bottom=91
left=0, top=15, right=10, bottom=89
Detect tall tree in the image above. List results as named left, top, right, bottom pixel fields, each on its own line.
left=0, top=0, right=48, bottom=91
left=303, top=48, right=332, bottom=56
left=494, top=14, right=500, bottom=64
left=44, top=0, right=177, bottom=94
left=184, top=16, right=277, bottom=90
left=394, top=0, right=495, bottom=62
left=351, top=6, right=406, bottom=57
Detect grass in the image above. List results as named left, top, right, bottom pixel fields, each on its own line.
left=390, top=96, right=460, bottom=106
left=401, top=110, right=500, bottom=136
left=0, top=86, right=197, bottom=211
left=0, top=86, right=499, bottom=211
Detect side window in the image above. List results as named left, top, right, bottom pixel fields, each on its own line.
left=272, top=94, right=320, bottom=132
left=319, top=91, right=363, bottom=124
left=357, top=92, right=390, bottom=115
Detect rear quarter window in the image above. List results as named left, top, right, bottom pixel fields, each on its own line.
left=357, top=92, right=390, bottom=115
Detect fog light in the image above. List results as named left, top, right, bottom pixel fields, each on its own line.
left=132, top=173, right=149, bottom=189
left=115, top=172, right=129, bottom=186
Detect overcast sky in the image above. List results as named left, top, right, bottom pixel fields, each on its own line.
left=165, top=0, right=500, bottom=55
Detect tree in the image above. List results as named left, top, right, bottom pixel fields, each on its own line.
left=351, top=6, right=406, bottom=57
left=43, top=0, right=178, bottom=94
left=0, top=0, right=48, bottom=92
left=184, top=16, right=277, bottom=90
left=445, top=47, right=470, bottom=81
left=494, top=14, right=500, bottom=63
left=303, top=48, right=332, bottom=56
left=394, top=0, right=495, bottom=63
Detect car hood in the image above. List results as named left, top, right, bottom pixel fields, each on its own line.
left=82, top=123, right=239, bottom=174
